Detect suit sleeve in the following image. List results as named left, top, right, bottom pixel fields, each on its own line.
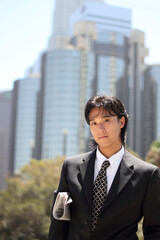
left=48, top=161, right=70, bottom=240
left=143, top=167, right=160, bottom=239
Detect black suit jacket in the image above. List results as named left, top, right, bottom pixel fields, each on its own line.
left=48, top=150, right=160, bottom=240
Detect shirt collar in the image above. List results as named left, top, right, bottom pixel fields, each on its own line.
left=96, top=146, right=124, bottom=168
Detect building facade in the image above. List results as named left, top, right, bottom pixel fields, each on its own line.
left=48, top=0, right=107, bottom=50
left=9, top=77, right=40, bottom=173
left=36, top=15, right=132, bottom=159
left=127, top=30, right=149, bottom=157
left=149, top=65, right=160, bottom=141
left=144, top=65, right=160, bottom=141
left=38, top=49, right=94, bottom=158
left=142, top=66, right=157, bottom=156
left=69, top=0, right=131, bottom=38
left=48, top=0, right=85, bottom=50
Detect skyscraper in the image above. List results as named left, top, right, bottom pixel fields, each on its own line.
left=38, top=10, right=131, bottom=159
left=149, top=65, right=160, bottom=141
left=9, top=77, right=40, bottom=173
left=39, top=49, right=94, bottom=158
left=48, top=0, right=84, bottom=50
left=127, top=30, right=149, bottom=157
left=70, top=0, right=131, bottom=98
left=33, top=0, right=133, bottom=160
left=144, top=65, right=160, bottom=141
left=142, top=66, right=157, bottom=156
left=48, top=0, right=105, bottom=50
left=9, top=0, right=160, bottom=176
left=69, top=1, right=131, bottom=38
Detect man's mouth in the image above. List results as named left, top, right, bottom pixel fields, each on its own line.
left=98, top=136, right=108, bottom=139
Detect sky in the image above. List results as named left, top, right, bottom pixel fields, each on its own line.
left=0, top=0, right=160, bottom=91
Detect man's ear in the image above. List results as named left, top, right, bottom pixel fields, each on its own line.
left=120, top=116, right=125, bottom=128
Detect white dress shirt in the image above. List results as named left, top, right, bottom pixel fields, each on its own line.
left=94, top=146, right=124, bottom=193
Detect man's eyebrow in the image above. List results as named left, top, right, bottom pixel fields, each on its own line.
left=89, top=118, right=95, bottom=122
left=102, top=115, right=112, bottom=118
left=89, top=115, right=113, bottom=122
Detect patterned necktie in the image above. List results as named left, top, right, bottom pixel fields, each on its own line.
left=91, top=160, right=110, bottom=233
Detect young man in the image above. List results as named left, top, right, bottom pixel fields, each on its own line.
left=48, top=95, right=160, bottom=240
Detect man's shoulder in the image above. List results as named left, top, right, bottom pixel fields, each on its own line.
left=64, top=149, right=96, bottom=165
left=124, top=150, right=158, bottom=171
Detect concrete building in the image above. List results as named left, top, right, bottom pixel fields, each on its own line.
left=0, top=91, right=12, bottom=189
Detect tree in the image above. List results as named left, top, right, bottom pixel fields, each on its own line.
left=0, top=156, right=64, bottom=240
left=146, top=140, right=160, bottom=167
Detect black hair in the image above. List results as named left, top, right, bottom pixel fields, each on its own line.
left=85, top=95, right=129, bottom=146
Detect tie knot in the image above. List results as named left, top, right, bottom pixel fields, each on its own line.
left=101, top=160, right=110, bottom=171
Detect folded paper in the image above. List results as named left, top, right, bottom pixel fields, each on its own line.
left=52, top=192, right=72, bottom=221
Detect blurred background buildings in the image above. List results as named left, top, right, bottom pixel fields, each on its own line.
left=0, top=91, right=12, bottom=189
left=0, top=0, right=160, bottom=189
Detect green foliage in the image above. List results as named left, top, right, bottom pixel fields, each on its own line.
left=150, top=140, right=160, bottom=152
left=1, top=143, right=159, bottom=240
left=146, top=140, right=160, bottom=167
left=135, top=140, right=160, bottom=240
left=0, top=157, right=64, bottom=240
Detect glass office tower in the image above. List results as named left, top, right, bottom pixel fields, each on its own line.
left=48, top=0, right=105, bottom=49
left=40, top=37, right=127, bottom=159
left=70, top=1, right=131, bottom=38
left=41, top=49, right=95, bottom=158
left=13, top=77, right=40, bottom=172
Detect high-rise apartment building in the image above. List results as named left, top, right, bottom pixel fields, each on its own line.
left=0, top=91, right=12, bottom=189
left=9, top=77, right=40, bottom=173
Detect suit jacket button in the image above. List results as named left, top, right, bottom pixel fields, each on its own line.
left=84, top=220, right=88, bottom=225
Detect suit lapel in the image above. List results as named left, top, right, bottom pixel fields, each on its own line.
left=79, top=150, right=135, bottom=213
left=79, top=149, right=96, bottom=212
left=102, top=150, right=134, bottom=211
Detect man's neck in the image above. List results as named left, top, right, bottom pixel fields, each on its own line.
left=98, top=144, right=123, bottom=159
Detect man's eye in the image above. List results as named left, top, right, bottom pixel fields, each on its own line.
left=105, top=119, right=110, bottom=122
left=91, top=122, right=96, bottom=126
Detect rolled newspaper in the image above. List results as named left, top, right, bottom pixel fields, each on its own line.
left=52, top=192, right=72, bottom=221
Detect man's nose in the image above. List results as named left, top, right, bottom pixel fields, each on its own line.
left=98, top=123, right=105, bottom=132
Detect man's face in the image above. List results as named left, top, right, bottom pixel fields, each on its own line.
left=89, top=107, right=125, bottom=155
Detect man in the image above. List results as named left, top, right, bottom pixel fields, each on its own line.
left=48, top=95, right=160, bottom=240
